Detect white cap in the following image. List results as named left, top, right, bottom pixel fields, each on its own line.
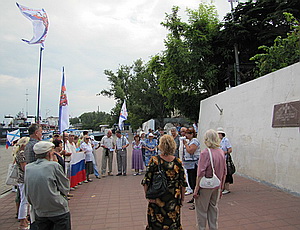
left=33, top=141, right=54, bottom=155
left=148, top=133, right=154, bottom=137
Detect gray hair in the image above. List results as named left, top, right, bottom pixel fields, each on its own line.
left=170, top=127, right=177, bottom=133
left=28, top=124, right=41, bottom=135
left=35, top=152, right=48, bottom=159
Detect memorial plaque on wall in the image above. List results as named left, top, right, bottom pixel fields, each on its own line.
left=272, top=100, right=300, bottom=127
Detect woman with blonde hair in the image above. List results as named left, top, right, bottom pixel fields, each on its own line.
left=14, top=137, right=30, bottom=229
left=141, top=135, right=187, bottom=230
left=193, top=129, right=226, bottom=230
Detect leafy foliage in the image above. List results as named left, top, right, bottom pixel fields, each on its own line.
left=69, top=117, right=80, bottom=125
left=99, top=0, right=300, bottom=127
left=250, top=13, right=300, bottom=77
left=77, top=111, right=112, bottom=130
left=218, top=0, right=300, bottom=85
left=148, top=4, right=220, bottom=121
left=100, top=59, right=172, bottom=129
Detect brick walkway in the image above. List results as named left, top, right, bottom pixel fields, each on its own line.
left=1, top=146, right=300, bottom=229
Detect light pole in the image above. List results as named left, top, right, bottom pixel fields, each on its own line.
left=230, top=0, right=241, bottom=86
left=25, top=89, right=29, bottom=117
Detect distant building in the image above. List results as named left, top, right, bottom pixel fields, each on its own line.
left=41, top=116, right=59, bottom=129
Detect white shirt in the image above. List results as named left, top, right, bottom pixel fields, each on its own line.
left=100, top=135, right=115, bottom=150
left=80, top=142, right=95, bottom=162
left=179, top=137, right=189, bottom=160
left=63, top=140, right=73, bottom=162
left=115, top=136, right=129, bottom=150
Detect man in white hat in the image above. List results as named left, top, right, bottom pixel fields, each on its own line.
left=24, top=141, right=71, bottom=230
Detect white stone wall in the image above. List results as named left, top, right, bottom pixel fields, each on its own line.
left=198, top=62, right=300, bottom=194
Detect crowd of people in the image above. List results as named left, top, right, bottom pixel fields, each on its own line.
left=10, top=123, right=234, bottom=230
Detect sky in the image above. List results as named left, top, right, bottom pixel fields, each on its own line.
left=0, top=0, right=241, bottom=124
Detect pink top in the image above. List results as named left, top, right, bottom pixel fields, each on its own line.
left=197, top=148, right=227, bottom=189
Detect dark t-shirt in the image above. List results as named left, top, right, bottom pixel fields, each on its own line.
left=54, top=153, right=65, bottom=171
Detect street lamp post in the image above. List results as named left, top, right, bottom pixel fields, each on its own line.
left=230, top=0, right=241, bottom=86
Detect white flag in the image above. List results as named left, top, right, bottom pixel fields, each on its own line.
left=6, top=129, right=21, bottom=148
left=58, top=67, right=69, bottom=133
left=16, top=3, right=49, bottom=47
left=118, top=101, right=128, bottom=130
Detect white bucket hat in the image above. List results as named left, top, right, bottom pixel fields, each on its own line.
left=217, top=127, right=226, bottom=136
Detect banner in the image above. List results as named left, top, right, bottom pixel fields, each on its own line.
left=58, top=67, right=69, bottom=133
left=70, top=152, right=86, bottom=188
left=16, top=3, right=49, bottom=46
left=6, top=129, right=21, bottom=149
left=118, top=100, right=128, bottom=130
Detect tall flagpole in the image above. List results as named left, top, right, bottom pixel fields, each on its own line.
left=36, top=46, right=44, bottom=124
left=16, top=3, right=49, bottom=124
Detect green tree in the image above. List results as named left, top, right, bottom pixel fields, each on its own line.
left=149, top=4, right=220, bottom=120
left=217, top=0, right=300, bottom=86
left=250, top=13, right=300, bottom=77
left=79, top=111, right=111, bottom=130
left=69, top=117, right=80, bottom=126
left=100, top=59, right=171, bottom=129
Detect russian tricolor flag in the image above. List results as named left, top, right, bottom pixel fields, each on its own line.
left=70, top=152, right=86, bottom=188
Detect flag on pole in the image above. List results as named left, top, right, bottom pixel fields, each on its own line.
left=16, top=3, right=49, bottom=47
left=118, top=100, right=128, bottom=130
left=6, top=129, right=21, bottom=149
left=58, top=67, right=69, bottom=133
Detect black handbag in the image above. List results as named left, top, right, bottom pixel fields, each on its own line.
left=226, top=154, right=236, bottom=175
left=146, top=156, right=168, bottom=199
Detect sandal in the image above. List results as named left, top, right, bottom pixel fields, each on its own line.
left=18, top=226, right=29, bottom=229
left=187, top=198, right=194, bottom=203
left=189, top=204, right=195, bottom=210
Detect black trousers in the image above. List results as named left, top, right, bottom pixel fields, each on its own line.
left=35, top=212, right=71, bottom=230
left=187, top=164, right=198, bottom=191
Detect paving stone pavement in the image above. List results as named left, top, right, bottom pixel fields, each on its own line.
left=1, top=139, right=300, bottom=229
left=0, top=145, right=14, bottom=195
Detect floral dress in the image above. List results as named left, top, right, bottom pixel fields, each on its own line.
left=141, top=155, right=188, bottom=230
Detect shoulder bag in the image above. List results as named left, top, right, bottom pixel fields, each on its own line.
left=146, top=156, right=168, bottom=199
left=226, top=153, right=236, bottom=175
left=199, top=148, right=221, bottom=189
left=5, top=163, right=18, bottom=185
